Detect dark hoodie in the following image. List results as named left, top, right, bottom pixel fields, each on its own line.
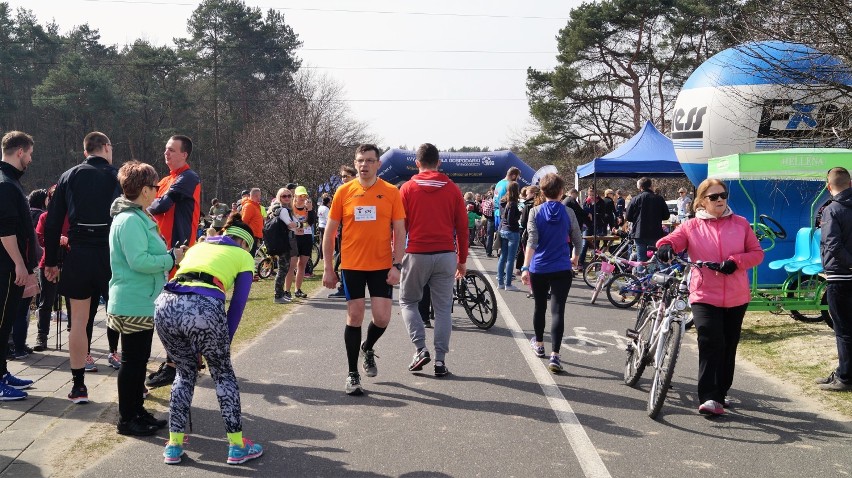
left=820, top=186, right=852, bottom=281
left=399, top=170, right=469, bottom=263
left=526, top=201, right=583, bottom=274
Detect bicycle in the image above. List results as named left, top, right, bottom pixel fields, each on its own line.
left=623, top=257, right=702, bottom=418
left=456, top=269, right=498, bottom=329
left=582, top=232, right=634, bottom=288
left=605, top=258, right=676, bottom=309
left=422, top=269, right=498, bottom=330
left=588, top=252, right=648, bottom=304
left=254, top=242, right=277, bottom=279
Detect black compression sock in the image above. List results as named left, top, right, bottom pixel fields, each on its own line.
left=362, top=322, right=387, bottom=351
left=72, top=368, right=85, bottom=387
left=344, top=325, right=361, bottom=373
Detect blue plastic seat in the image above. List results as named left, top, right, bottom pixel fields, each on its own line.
left=784, top=229, right=822, bottom=273
left=798, top=229, right=824, bottom=275
left=769, top=228, right=812, bottom=270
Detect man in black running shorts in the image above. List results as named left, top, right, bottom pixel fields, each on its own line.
left=322, top=144, right=406, bottom=396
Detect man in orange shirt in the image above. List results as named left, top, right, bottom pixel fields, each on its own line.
left=240, top=188, right=263, bottom=256
left=322, top=144, right=406, bottom=396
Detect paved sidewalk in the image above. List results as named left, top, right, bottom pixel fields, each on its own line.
left=0, top=304, right=168, bottom=477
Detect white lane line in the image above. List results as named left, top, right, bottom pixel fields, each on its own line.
left=472, top=255, right=612, bottom=478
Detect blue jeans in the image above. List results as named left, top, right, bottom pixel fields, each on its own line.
left=497, top=230, right=520, bottom=286
left=634, top=238, right=656, bottom=263
left=828, top=281, right=852, bottom=383
left=580, top=227, right=607, bottom=266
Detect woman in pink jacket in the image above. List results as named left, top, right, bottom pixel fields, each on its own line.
left=655, top=178, right=764, bottom=416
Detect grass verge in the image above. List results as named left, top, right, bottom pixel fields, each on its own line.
left=737, top=311, right=852, bottom=418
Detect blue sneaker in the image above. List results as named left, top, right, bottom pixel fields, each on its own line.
left=530, top=338, right=545, bottom=358
left=0, top=382, right=27, bottom=401
left=548, top=354, right=564, bottom=374
left=227, top=438, right=263, bottom=465
left=163, top=442, right=185, bottom=464
left=2, top=372, right=33, bottom=390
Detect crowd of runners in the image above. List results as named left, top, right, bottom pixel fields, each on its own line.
left=1, top=129, right=850, bottom=467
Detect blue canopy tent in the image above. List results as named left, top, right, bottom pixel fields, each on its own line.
left=576, top=120, right=685, bottom=179
left=575, top=120, right=686, bottom=248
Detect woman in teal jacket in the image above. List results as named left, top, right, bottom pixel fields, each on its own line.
left=108, top=160, right=185, bottom=436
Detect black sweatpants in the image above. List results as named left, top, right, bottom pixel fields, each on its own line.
left=0, top=271, right=24, bottom=376
left=691, top=302, right=748, bottom=404
left=529, top=269, right=573, bottom=353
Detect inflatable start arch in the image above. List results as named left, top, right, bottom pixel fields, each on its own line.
left=377, top=149, right=535, bottom=186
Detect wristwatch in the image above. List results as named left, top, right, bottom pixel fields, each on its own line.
left=393, top=262, right=403, bottom=271
left=520, top=266, right=530, bottom=272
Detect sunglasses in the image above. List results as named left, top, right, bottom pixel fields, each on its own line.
left=280, top=194, right=292, bottom=198
left=148, top=184, right=159, bottom=189
left=704, top=192, right=728, bottom=201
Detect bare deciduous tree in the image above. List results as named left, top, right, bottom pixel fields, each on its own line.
left=231, top=71, right=375, bottom=200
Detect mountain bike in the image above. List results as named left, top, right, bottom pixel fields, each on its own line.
left=623, top=257, right=703, bottom=418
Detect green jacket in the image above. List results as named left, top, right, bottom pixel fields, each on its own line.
left=107, top=197, right=174, bottom=317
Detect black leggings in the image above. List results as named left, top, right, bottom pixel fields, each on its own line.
left=117, top=328, right=154, bottom=421
left=529, top=270, right=573, bottom=353
left=691, top=302, right=748, bottom=403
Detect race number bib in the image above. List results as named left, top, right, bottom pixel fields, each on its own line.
left=354, top=206, right=377, bottom=221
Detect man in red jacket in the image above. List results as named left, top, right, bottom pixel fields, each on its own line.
left=146, top=134, right=201, bottom=389
left=398, top=143, right=468, bottom=376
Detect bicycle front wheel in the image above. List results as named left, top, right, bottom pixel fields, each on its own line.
left=647, top=321, right=682, bottom=419
left=256, top=257, right=274, bottom=279
left=606, top=272, right=641, bottom=308
left=310, top=243, right=320, bottom=268
left=582, top=261, right=602, bottom=288
left=460, top=270, right=498, bottom=330
left=624, top=306, right=654, bottom=386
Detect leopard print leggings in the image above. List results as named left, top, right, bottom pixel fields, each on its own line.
left=154, top=291, right=242, bottom=433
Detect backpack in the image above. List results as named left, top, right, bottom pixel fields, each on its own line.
left=262, top=206, right=289, bottom=256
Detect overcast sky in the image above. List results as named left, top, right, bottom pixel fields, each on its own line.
left=7, top=0, right=581, bottom=150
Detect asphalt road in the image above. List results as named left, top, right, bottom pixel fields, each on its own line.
left=82, top=249, right=852, bottom=477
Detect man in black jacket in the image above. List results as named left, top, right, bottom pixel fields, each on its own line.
left=45, top=131, right=121, bottom=404
left=817, top=166, right=852, bottom=391
left=625, top=177, right=670, bottom=262
left=0, top=131, right=37, bottom=400
left=562, top=188, right=587, bottom=259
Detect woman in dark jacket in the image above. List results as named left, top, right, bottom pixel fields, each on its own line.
left=497, top=182, right=522, bottom=291
left=516, top=186, right=540, bottom=272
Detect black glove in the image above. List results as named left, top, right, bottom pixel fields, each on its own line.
left=718, top=260, right=737, bottom=275
left=705, top=260, right=737, bottom=275
left=655, top=244, right=674, bottom=262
